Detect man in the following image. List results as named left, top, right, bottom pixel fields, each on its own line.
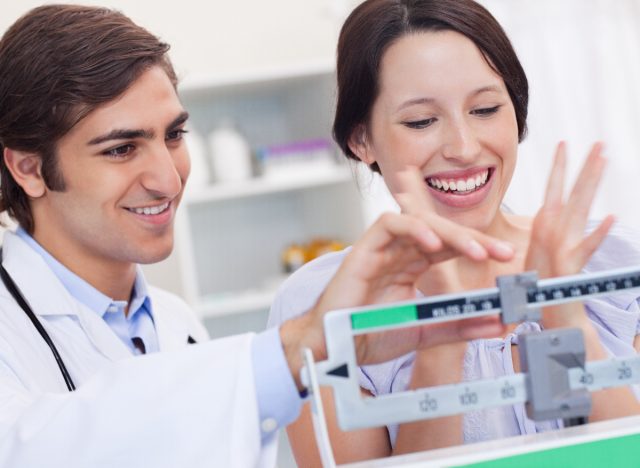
left=0, top=5, right=511, bottom=467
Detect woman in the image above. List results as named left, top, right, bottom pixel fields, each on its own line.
left=268, top=0, right=640, bottom=464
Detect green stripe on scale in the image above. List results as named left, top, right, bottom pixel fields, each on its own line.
left=458, top=432, right=640, bottom=468
left=350, top=305, right=418, bottom=330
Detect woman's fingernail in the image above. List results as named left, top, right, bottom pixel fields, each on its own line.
left=494, top=241, right=515, bottom=257
left=467, top=240, right=486, bottom=258
left=423, top=229, right=440, bottom=247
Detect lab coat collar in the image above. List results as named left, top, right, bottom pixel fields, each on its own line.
left=149, top=287, right=195, bottom=351
left=2, top=231, right=195, bottom=356
left=3, top=230, right=82, bottom=318
left=2, top=231, right=132, bottom=360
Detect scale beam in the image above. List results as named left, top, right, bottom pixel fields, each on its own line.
left=301, top=266, right=640, bottom=464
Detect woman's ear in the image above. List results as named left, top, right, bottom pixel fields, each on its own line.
left=347, top=124, right=376, bottom=165
left=3, top=147, right=46, bottom=198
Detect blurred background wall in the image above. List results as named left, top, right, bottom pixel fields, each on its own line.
left=3, top=0, right=640, bottom=225
left=2, top=2, right=639, bottom=466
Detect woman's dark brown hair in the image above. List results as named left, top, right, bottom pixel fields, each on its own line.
left=333, top=0, right=529, bottom=172
left=0, top=4, right=177, bottom=233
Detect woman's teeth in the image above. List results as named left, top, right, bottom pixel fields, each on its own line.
left=129, top=202, right=170, bottom=215
left=427, top=170, right=489, bottom=193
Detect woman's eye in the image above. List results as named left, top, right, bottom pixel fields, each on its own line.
left=103, top=144, right=134, bottom=158
left=167, top=128, right=188, bottom=141
left=404, top=118, right=436, bottom=129
left=471, top=105, right=501, bottom=117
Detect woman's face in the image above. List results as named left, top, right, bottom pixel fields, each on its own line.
left=352, top=30, right=519, bottom=231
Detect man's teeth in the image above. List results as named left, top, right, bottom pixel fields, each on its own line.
left=129, top=202, right=170, bottom=215
left=427, top=170, right=489, bottom=193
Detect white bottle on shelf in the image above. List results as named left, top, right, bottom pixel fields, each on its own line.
left=184, top=130, right=211, bottom=194
left=208, top=122, right=253, bottom=184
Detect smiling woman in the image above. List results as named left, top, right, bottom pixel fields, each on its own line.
left=268, top=0, right=640, bottom=465
left=352, top=30, right=520, bottom=228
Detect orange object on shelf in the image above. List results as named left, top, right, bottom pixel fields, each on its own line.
left=282, top=238, right=346, bottom=273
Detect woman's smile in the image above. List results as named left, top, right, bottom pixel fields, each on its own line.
left=425, top=167, right=495, bottom=208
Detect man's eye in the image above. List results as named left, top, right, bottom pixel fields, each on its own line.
left=404, top=118, right=436, bottom=129
left=167, top=129, right=188, bottom=141
left=103, top=144, right=134, bottom=158
left=471, top=105, right=501, bottom=117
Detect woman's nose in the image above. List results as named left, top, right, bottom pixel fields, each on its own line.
left=441, top=119, right=482, bottom=163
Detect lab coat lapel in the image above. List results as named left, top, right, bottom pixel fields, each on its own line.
left=2, top=231, right=132, bottom=361
left=3, top=232, right=74, bottom=317
left=152, top=294, right=191, bottom=351
left=69, top=303, right=132, bottom=361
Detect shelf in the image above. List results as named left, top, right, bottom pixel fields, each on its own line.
left=184, top=165, right=354, bottom=204
left=179, top=59, right=334, bottom=98
left=196, top=283, right=283, bottom=318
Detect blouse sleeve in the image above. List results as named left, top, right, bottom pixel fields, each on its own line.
left=583, top=221, right=640, bottom=352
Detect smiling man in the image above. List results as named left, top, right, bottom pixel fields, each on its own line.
left=0, top=6, right=295, bottom=466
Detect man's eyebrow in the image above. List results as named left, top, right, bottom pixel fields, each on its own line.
left=167, top=111, right=189, bottom=132
left=87, top=111, right=189, bottom=145
left=88, top=128, right=154, bottom=145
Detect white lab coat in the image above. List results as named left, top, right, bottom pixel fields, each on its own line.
left=0, top=231, right=276, bottom=468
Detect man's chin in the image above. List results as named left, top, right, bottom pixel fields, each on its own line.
left=135, top=242, right=174, bottom=265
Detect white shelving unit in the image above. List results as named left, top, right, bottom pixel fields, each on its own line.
left=142, top=63, right=367, bottom=324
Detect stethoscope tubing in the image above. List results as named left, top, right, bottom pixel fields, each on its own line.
left=0, top=250, right=76, bottom=391
left=0, top=248, right=198, bottom=393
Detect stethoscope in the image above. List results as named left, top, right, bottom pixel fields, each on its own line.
left=0, top=249, right=76, bottom=391
left=0, top=249, right=197, bottom=393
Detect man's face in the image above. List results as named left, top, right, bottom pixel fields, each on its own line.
left=31, top=66, right=190, bottom=272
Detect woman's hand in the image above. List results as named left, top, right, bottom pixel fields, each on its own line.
left=282, top=168, right=514, bottom=384
left=524, top=142, right=640, bottom=422
left=524, top=142, right=614, bottom=330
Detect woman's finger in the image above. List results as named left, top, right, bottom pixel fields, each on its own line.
left=396, top=168, right=514, bottom=262
left=396, top=168, right=437, bottom=214
left=351, top=212, right=440, bottom=260
left=565, top=143, right=607, bottom=225
left=543, top=142, right=567, bottom=209
left=396, top=169, right=489, bottom=261
left=575, top=215, right=615, bottom=266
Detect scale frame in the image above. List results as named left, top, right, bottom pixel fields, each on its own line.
left=300, top=266, right=640, bottom=467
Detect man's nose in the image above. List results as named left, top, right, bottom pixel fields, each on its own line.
left=139, top=145, right=183, bottom=198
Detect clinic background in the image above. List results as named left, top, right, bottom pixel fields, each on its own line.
left=2, top=0, right=639, bottom=332
left=1, top=2, right=639, bottom=467
left=3, top=0, right=640, bottom=226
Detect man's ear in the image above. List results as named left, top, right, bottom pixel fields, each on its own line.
left=3, top=147, right=46, bottom=198
left=347, top=124, right=376, bottom=165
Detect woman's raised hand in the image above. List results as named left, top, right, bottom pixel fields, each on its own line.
left=524, top=142, right=615, bottom=329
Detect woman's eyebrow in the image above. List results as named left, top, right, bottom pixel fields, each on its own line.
left=471, top=85, right=503, bottom=97
left=397, top=96, right=436, bottom=111
left=396, top=84, right=505, bottom=113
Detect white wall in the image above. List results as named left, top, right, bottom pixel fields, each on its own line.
left=2, top=0, right=357, bottom=81
left=3, top=0, right=640, bottom=229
